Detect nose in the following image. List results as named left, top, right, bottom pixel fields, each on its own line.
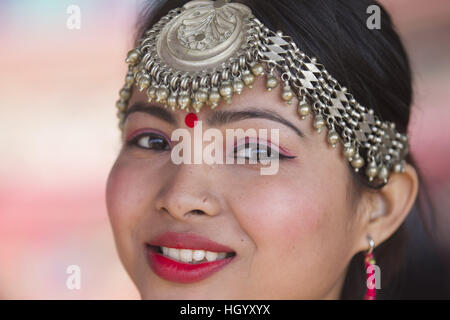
left=154, top=164, right=222, bottom=221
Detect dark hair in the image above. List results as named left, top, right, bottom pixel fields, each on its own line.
left=133, top=0, right=448, bottom=299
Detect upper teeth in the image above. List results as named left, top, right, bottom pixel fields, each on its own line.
left=161, top=247, right=228, bottom=263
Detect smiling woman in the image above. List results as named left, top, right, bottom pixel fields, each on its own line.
left=106, top=0, right=448, bottom=299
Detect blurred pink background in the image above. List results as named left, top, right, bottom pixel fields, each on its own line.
left=0, top=0, right=449, bottom=299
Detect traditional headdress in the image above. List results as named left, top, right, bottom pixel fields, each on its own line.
left=116, top=0, right=409, bottom=186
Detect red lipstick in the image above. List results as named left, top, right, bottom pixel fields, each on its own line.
left=146, top=232, right=235, bottom=283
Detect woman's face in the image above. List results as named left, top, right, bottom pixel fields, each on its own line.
left=106, top=76, right=363, bottom=299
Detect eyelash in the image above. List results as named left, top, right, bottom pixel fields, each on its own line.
left=126, top=132, right=296, bottom=161
left=126, top=132, right=171, bottom=151
left=233, top=141, right=295, bottom=162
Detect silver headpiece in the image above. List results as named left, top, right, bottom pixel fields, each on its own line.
left=116, top=0, right=409, bottom=186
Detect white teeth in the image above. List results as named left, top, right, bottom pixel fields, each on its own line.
left=193, top=250, right=205, bottom=261
left=159, top=246, right=230, bottom=263
left=179, top=249, right=193, bottom=262
left=167, top=248, right=179, bottom=260
left=205, top=251, right=218, bottom=262
left=217, top=252, right=227, bottom=259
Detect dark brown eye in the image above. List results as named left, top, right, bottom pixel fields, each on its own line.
left=129, top=133, right=170, bottom=151
left=233, top=142, right=277, bottom=162
left=233, top=141, right=296, bottom=162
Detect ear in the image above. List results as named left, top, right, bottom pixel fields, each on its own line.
left=353, top=163, right=419, bottom=253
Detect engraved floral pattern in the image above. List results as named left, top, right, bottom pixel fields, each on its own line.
left=177, top=4, right=238, bottom=50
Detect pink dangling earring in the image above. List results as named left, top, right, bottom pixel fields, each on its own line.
left=364, top=235, right=376, bottom=300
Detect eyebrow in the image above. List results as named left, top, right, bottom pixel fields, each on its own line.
left=124, top=102, right=305, bottom=139
left=207, top=108, right=305, bottom=139
left=124, top=101, right=177, bottom=125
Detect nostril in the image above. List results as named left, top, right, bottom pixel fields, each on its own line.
left=191, top=209, right=205, bottom=215
left=159, top=207, right=170, bottom=215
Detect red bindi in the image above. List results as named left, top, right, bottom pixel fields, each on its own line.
left=185, top=112, right=198, bottom=128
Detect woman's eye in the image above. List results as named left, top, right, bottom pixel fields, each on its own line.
left=233, top=142, right=281, bottom=162
left=128, top=133, right=170, bottom=151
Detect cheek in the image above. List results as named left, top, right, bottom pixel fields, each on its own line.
left=232, top=157, right=354, bottom=263
left=106, top=157, right=154, bottom=225
left=106, top=159, right=134, bottom=228
left=106, top=159, right=133, bottom=255
left=106, top=157, right=150, bottom=258
left=232, top=168, right=355, bottom=297
left=235, top=177, right=328, bottom=250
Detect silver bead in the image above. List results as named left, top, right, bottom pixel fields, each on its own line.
left=266, top=76, right=278, bottom=91
left=119, top=88, right=131, bottom=100
left=242, top=70, right=255, bottom=88
left=138, top=75, right=150, bottom=91
left=132, top=65, right=142, bottom=76
left=233, top=79, right=245, bottom=95
left=344, top=145, right=356, bottom=160
left=195, top=89, right=209, bottom=103
left=116, top=110, right=124, bottom=121
left=146, top=85, right=157, bottom=102
left=351, top=154, right=364, bottom=171
left=251, top=63, right=265, bottom=76
left=208, top=88, right=221, bottom=109
left=167, top=93, right=178, bottom=110
left=125, top=74, right=135, bottom=86
left=192, top=100, right=204, bottom=113
left=125, top=49, right=140, bottom=65
left=327, top=130, right=339, bottom=148
left=177, top=92, right=191, bottom=110
left=219, top=81, right=233, bottom=104
left=281, top=82, right=294, bottom=104
left=365, top=161, right=378, bottom=181
left=297, top=102, right=310, bottom=119
left=378, top=166, right=389, bottom=183
left=393, top=161, right=405, bottom=173
left=156, top=87, right=169, bottom=103
left=313, top=114, right=325, bottom=133
left=115, top=100, right=127, bottom=112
